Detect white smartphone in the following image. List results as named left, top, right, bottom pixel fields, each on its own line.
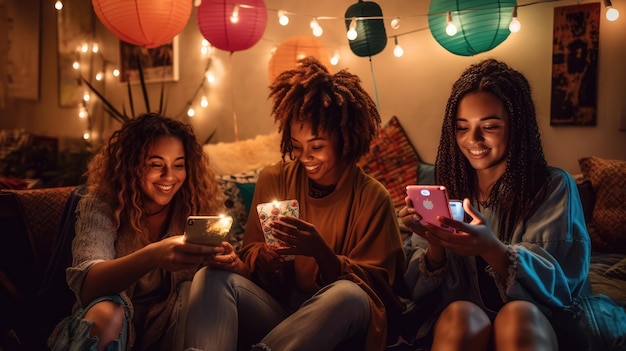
left=256, top=199, right=299, bottom=260
left=184, top=215, right=233, bottom=246
left=406, top=185, right=455, bottom=232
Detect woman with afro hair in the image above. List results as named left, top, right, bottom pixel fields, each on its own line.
left=184, top=57, right=406, bottom=351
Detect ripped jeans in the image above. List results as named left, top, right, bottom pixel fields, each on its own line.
left=184, top=268, right=370, bottom=351
left=48, top=295, right=131, bottom=351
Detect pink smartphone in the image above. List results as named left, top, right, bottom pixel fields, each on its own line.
left=406, top=185, right=455, bottom=232
left=256, top=199, right=299, bottom=260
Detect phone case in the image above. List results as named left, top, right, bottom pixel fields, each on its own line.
left=406, top=185, right=454, bottom=232
left=256, top=199, right=299, bottom=260
left=184, top=215, right=233, bottom=246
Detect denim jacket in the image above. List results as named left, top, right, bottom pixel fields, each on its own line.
left=404, top=167, right=591, bottom=340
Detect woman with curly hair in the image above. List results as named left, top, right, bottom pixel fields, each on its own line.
left=49, top=113, right=225, bottom=351
left=184, top=57, right=406, bottom=351
left=398, top=59, right=591, bottom=350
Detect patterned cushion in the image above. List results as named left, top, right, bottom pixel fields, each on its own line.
left=2, top=186, right=76, bottom=271
left=358, top=116, right=420, bottom=207
left=217, top=168, right=263, bottom=251
left=579, top=157, right=626, bottom=253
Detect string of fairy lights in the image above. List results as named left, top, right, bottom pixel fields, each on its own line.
left=52, top=0, right=621, bottom=142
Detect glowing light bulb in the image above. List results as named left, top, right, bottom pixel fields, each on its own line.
left=509, top=18, right=521, bottom=33
left=347, top=18, right=357, bottom=40
left=201, top=96, right=208, bottom=108
left=347, top=29, right=357, bottom=40
left=390, top=17, right=400, bottom=29
left=83, top=132, right=90, bottom=140
left=330, top=52, right=340, bottom=66
left=606, top=7, right=619, bottom=21
left=313, top=26, right=323, bottom=37
left=278, top=10, right=289, bottom=26
left=509, top=7, right=521, bottom=33
left=393, top=37, right=404, bottom=57
left=78, top=107, right=87, bottom=118
left=206, top=71, right=215, bottom=84
left=187, top=108, right=196, bottom=117
left=72, top=61, right=80, bottom=70
left=92, top=43, right=99, bottom=53
left=113, top=69, right=120, bottom=77
left=95, top=72, right=103, bottom=81
left=83, top=93, right=90, bottom=102
left=230, top=5, right=239, bottom=23
left=54, top=1, right=63, bottom=10
left=446, top=12, right=457, bottom=36
left=310, top=18, right=323, bottom=37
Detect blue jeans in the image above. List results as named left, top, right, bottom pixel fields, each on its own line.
left=48, top=295, right=131, bottom=351
left=184, top=268, right=370, bottom=351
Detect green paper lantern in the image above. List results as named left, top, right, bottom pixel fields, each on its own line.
left=345, top=1, right=387, bottom=57
left=428, top=0, right=516, bottom=56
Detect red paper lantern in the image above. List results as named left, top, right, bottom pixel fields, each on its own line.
left=197, top=0, right=267, bottom=53
left=92, top=0, right=192, bottom=48
left=268, top=36, right=331, bottom=83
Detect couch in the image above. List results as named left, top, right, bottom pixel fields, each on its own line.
left=1, top=117, right=624, bottom=350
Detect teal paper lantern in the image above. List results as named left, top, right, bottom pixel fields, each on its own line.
left=345, top=1, right=387, bottom=57
left=428, top=0, right=516, bottom=56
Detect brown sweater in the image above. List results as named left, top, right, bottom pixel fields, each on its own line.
left=240, top=161, right=406, bottom=351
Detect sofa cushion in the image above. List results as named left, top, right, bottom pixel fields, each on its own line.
left=217, top=168, right=263, bottom=250
left=578, top=157, right=626, bottom=253
left=358, top=116, right=420, bottom=208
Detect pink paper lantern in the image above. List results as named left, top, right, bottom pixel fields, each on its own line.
left=197, top=0, right=268, bottom=53
left=92, top=0, right=192, bottom=48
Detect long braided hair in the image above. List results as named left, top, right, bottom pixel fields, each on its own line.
left=86, top=113, right=223, bottom=247
left=268, top=57, right=380, bottom=164
left=436, top=59, right=549, bottom=242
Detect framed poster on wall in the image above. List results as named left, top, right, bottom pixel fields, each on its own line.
left=119, top=37, right=179, bottom=84
left=550, top=2, right=600, bottom=126
left=6, top=0, right=41, bottom=100
left=56, top=0, right=95, bottom=107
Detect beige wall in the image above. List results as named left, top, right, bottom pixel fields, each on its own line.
left=1, top=0, right=625, bottom=174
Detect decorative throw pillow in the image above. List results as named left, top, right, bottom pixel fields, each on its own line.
left=218, top=179, right=248, bottom=250
left=358, top=116, right=420, bottom=208
left=578, top=157, right=626, bottom=253
left=217, top=167, right=264, bottom=250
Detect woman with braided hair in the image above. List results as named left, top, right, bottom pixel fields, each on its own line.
left=184, top=57, right=406, bottom=351
left=398, top=59, right=592, bottom=350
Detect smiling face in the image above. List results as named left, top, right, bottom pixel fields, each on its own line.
left=139, top=135, right=186, bottom=213
left=290, top=120, right=344, bottom=186
left=455, top=91, right=510, bottom=179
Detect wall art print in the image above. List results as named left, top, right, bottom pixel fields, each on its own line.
left=56, top=0, right=96, bottom=107
left=119, top=37, right=179, bottom=84
left=6, top=0, right=41, bottom=100
left=550, top=2, right=600, bottom=126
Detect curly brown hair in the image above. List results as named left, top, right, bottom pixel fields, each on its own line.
left=436, top=59, right=549, bottom=242
left=268, top=57, right=380, bottom=164
left=86, top=113, right=223, bottom=246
